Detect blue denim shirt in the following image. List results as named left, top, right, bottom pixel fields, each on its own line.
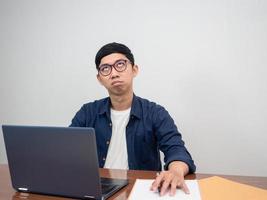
left=70, top=95, right=196, bottom=173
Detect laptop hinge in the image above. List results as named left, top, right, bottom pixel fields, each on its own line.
left=18, top=187, right=28, bottom=191
left=84, top=195, right=95, bottom=199
left=84, top=195, right=104, bottom=200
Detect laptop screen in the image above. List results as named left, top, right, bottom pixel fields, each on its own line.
left=3, top=125, right=103, bottom=199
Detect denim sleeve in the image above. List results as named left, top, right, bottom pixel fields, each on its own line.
left=69, top=105, right=87, bottom=127
left=152, top=105, right=196, bottom=173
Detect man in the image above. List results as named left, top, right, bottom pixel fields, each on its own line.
left=70, top=42, right=196, bottom=196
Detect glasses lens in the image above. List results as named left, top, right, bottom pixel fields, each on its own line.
left=99, top=65, right=111, bottom=76
left=114, top=60, right=127, bottom=71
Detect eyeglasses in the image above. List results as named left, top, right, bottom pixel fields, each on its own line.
left=98, top=59, right=130, bottom=76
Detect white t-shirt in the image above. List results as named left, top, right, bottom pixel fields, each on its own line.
left=104, top=108, right=131, bottom=170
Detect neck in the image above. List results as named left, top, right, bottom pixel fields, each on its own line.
left=109, top=91, right=133, bottom=111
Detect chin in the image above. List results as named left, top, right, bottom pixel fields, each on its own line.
left=109, top=88, right=126, bottom=96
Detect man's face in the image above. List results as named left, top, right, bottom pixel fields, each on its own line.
left=97, top=53, right=138, bottom=96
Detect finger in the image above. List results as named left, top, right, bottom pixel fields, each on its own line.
left=181, top=181, right=190, bottom=194
left=150, top=180, right=156, bottom=191
left=169, top=178, right=178, bottom=196
left=151, top=172, right=164, bottom=192
left=159, top=174, right=173, bottom=196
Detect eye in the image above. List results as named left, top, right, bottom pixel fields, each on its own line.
left=116, top=60, right=126, bottom=68
left=100, top=65, right=109, bottom=71
left=99, top=65, right=111, bottom=75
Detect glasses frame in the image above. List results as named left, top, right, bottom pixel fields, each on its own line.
left=98, top=59, right=130, bottom=76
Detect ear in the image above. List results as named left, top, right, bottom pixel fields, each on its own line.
left=132, top=65, right=139, bottom=77
left=97, top=74, right=104, bottom=85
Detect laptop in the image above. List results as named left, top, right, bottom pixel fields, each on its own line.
left=2, top=125, right=128, bottom=200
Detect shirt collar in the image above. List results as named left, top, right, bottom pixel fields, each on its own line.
left=130, top=94, right=141, bottom=119
left=98, top=97, right=111, bottom=116
left=98, top=94, right=141, bottom=120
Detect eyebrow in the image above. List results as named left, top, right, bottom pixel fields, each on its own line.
left=99, top=59, right=127, bottom=67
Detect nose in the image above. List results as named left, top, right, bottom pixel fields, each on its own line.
left=110, top=66, right=120, bottom=79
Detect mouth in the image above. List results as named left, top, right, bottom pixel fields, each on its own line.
left=111, top=81, right=123, bottom=86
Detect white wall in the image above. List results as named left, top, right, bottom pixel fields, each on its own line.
left=0, top=0, right=266, bottom=176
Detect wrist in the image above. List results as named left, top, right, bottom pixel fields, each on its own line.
left=168, top=161, right=189, bottom=176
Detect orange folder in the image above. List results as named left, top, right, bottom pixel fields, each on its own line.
left=198, top=176, right=267, bottom=200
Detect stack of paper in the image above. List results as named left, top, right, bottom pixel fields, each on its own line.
left=128, top=179, right=201, bottom=200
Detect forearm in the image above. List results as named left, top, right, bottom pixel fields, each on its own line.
left=168, top=161, right=189, bottom=176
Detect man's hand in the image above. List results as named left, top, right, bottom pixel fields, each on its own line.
left=150, top=161, right=190, bottom=196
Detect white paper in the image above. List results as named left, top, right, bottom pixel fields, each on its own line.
left=128, top=179, right=201, bottom=200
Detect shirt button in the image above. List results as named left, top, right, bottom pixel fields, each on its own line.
left=109, top=123, right=112, bottom=127
left=106, top=141, right=110, bottom=145
left=103, top=157, right=106, bottom=161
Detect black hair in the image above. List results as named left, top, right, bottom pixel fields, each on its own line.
left=95, top=42, right=135, bottom=69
